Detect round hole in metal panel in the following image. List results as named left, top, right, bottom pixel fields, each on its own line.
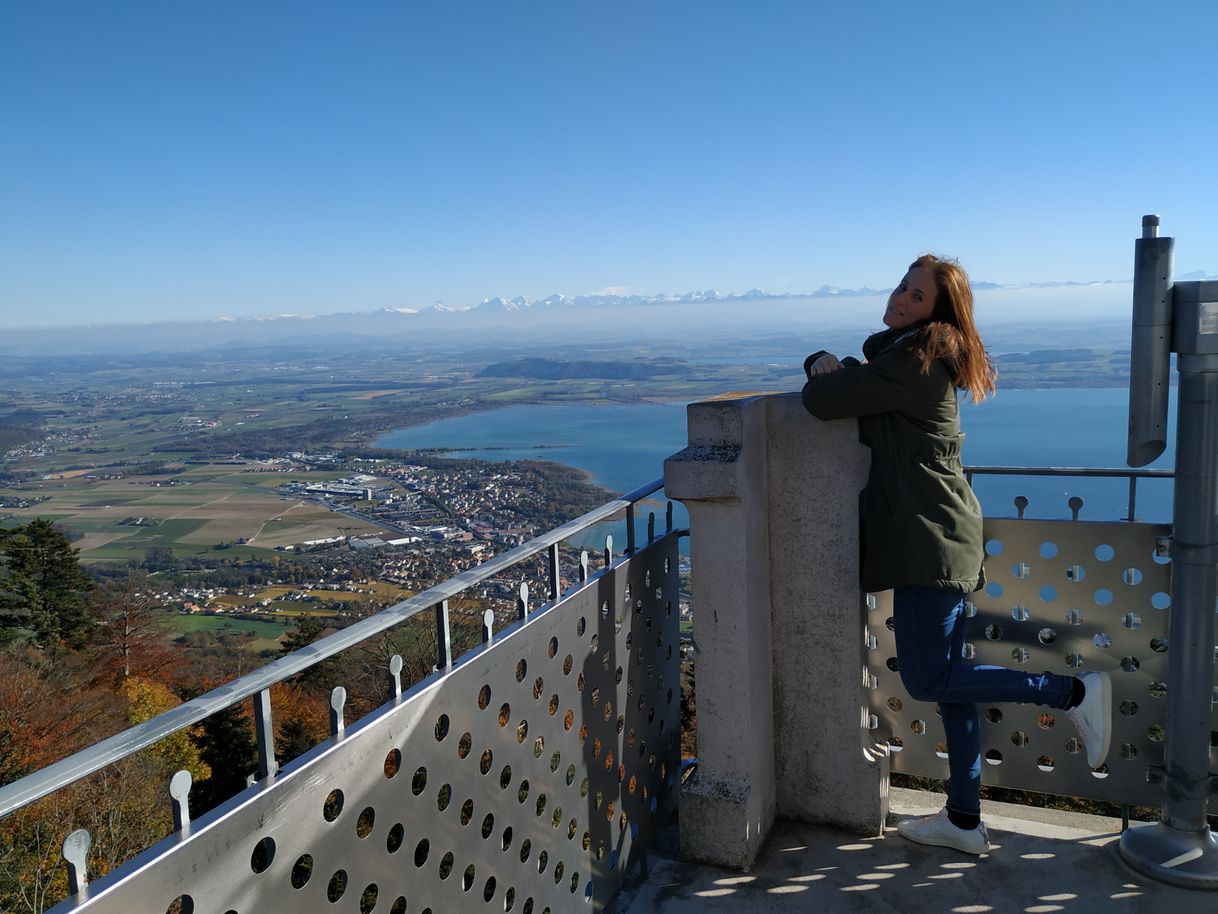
left=359, top=884, right=378, bottom=914
left=984, top=624, right=1003, bottom=641
left=387, top=823, right=404, bottom=853
left=479, top=684, right=492, bottom=710
left=1011, top=605, right=1030, bottom=622
left=327, top=870, right=348, bottom=902
left=563, top=654, right=573, bottom=675
left=463, top=864, right=476, bottom=892
left=498, top=703, right=511, bottom=727
left=384, top=748, right=401, bottom=778
left=1149, top=637, right=1168, bottom=654
left=517, top=779, right=530, bottom=804
left=516, top=720, right=528, bottom=743
left=390, top=898, right=405, bottom=914
left=985, top=539, right=1004, bottom=556
left=1147, top=724, right=1165, bottom=742
left=984, top=749, right=1003, bottom=765
left=460, top=799, right=474, bottom=826
left=356, top=807, right=375, bottom=839
left=519, top=838, right=532, bottom=863
left=166, top=897, right=193, bottom=914
left=291, top=854, right=313, bottom=888
left=1151, top=591, right=1170, bottom=610
left=438, top=851, right=454, bottom=879
left=1123, top=567, right=1143, bottom=586
left=436, top=784, right=451, bottom=811
left=412, top=767, right=427, bottom=795
left=1149, top=681, right=1167, bottom=699
left=1094, top=544, right=1114, bottom=562
left=501, top=826, right=514, bottom=851
left=887, top=697, right=903, bottom=713
left=1037, top=756, right=1055, bottom=772
left=480, top=749, right=493, bottom=775
left=1093, top=633, right=1112, bottom=649
left=1119, top=700, right=1139, bottom=716
left=1039, top=541, right=1058, bottom=559
left=323, top=789, right=344, bottom=822
left=1094, top=589, right=1114, bottom=606
left=251, top=836, right=275, bottom=873
left=484, top=876, right=497, bottom=903
left=458, top=732, right=472, bottom=759
left=1064, top=737, right=1081, bottom=754
left=516, top=659, right=527, bottom=683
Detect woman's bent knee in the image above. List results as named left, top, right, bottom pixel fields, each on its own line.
left=899, top=669, right=941, bottom=703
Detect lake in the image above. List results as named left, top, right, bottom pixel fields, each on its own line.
left=375, top=388, right=1178, bottom=540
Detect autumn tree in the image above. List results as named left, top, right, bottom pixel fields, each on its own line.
left=92, top=575, right=179, bottom=682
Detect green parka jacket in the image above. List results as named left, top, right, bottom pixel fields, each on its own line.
left=801, top=322, right=985, bottom=594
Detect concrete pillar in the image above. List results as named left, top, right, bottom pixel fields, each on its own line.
left=664, top=392, right=886, bottom=870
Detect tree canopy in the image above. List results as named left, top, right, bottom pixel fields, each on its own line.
left=0, top=520, right=95, bottom=648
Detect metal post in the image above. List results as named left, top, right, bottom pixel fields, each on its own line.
left=1121, top=242, right=1218, bottom=885
left=169, top=770, right=192, bottom=832
left=626, top=503, right=636, bottom=555
left=516, top=581, right=529, bottom=621
left=329, top=686, right=346, bottom=737
left=434, top=600, right=452, bottom=671
left=549, top=542, right=561, bottom=602
left=62, top=828, right=91, bottom=897
left=253, top=689, right=278, bottom=780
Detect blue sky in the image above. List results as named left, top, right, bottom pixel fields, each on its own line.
left=2, top=1, right=1216, bottom=329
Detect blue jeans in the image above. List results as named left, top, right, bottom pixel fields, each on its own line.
left=893, top=585, right=1075, bottom=818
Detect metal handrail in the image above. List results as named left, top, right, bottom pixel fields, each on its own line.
left=964, top=465, right=1174, bottom=522
left=0, top=477, right=667, bottom=820
left=964, top=465, right=1174, bottom=479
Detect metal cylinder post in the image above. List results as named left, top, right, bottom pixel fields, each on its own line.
left=1121, top=279, right=1218, bottom=887
left=1127, top=214, right=1174, bottom=468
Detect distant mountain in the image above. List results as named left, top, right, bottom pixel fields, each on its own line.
left=9, top=271, right=1212, bottom=353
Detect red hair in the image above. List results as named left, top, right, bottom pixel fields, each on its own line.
left=909, top=254, right=997, bottom=402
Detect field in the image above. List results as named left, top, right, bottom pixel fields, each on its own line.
left=2, top=464, right=385, bottom=562
left=157, top=612, right=294, bottom=653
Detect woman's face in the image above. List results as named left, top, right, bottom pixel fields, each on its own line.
left=883, top=266, right=937, bottom=329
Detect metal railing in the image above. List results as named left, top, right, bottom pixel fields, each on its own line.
left=36, top=480, right=682, bottom=913
left=0, top=477, right=668, bottom=823
left=965, top=464, right=1174, bottom=522
left=871, top=464, right=1213, bottom=815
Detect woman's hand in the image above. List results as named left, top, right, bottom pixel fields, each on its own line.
left=808, top=353, right=844, bottom=377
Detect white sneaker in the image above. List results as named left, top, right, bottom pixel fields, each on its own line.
left=1066, top=671, right=1112, bottom=768
left=896, top=809, right=991, bottom=855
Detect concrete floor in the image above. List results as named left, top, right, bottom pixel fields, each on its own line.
left=610, top=788, right=1210, bottom=913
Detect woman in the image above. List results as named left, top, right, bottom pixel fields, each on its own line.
left=801, top=254, right=1111, bottom=855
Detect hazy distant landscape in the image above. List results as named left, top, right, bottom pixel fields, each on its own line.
left=0, top=282, right=1154, bottom=571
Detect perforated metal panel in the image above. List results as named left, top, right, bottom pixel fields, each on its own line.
left=868, top=517, right=1215, bottom=809
left=51, top=532, right=681, bottom=914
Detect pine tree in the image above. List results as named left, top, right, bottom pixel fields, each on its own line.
left=0, top=520, right=95, bottom=648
